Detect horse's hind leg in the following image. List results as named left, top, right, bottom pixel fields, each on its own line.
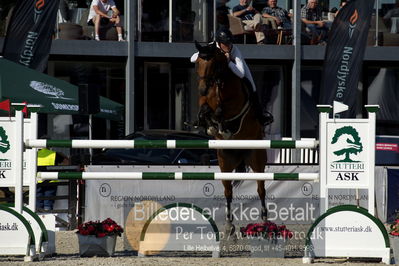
left=257, top=180, right=267, bottom=221
left=222, top=180, right=233, bottom=221
left=248, top=150, right=267, bottom=221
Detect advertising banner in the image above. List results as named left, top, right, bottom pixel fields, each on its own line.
left=319, top=0, right=375, bottom=117
left=376, top=135, right=399, bottom=165
left=3, top=0, right=60, bottom=72
left=85, top=165, right=387, bottom=252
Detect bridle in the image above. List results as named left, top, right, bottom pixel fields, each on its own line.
left=196, top=51, right=225, bottom=96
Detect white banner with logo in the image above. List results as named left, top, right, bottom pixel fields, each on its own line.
left=85, top=165, right=386, bottom=233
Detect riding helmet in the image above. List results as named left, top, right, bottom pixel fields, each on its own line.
left=215, top=28, right=233, bottom=44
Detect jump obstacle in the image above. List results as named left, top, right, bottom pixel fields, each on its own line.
left=0, top=103, right=393, bottom=263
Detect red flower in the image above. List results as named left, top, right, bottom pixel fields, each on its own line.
left=107, top=224, right=115, bottom=232
left=246, top=230, right=255, bottom=236
left=268, top=225, right=277, bottom=232
left=97, top=232, right=107, bottom=238
left=240, top=221, right=293, bottom=240
left=88, top=225, right=96, bottom=232
left=246, top=224, right=255, bottom=231
left=390, top=217, right=399, bottom=237
left=280, top=229, right=293, bottom=239
left=76, top=218, right=124, bottom=238
left=80, top=229, right=90, bottom=235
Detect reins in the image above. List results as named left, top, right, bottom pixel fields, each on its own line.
left=212, top=55, right=251, bottom=137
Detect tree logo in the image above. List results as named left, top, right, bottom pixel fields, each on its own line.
left=331, top=126, right=363, bottom=162
left=0, top=127, right=10, bottom=154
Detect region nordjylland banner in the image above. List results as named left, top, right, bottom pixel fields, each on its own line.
left=2, top=0, right=60, bottom=72
left=319, top=0, right=374, bottom=117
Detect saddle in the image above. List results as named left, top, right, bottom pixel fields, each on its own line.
left=197, top=77, right=273, bottom=138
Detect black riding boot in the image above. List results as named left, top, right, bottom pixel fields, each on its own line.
left=249, top=90, right=273, bottom=126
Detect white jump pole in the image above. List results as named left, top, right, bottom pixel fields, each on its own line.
left=365, top=105, right=379, bottom=215
left=25, top=139, right=319, bottom=150
left=37, top=171, right=320, bottom=181
left=318, top=105, right=331, bottom=214
left=12, top=103, right=25, bottom=214
left=26, top=105, right=41, bottom=212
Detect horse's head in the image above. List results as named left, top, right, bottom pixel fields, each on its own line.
left=194, top=41, right=228, bottom=96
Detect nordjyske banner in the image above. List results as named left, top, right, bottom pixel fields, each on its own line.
left=319, top=0, right=374, bottom=117
left=2, top=0, right=60, bottom=72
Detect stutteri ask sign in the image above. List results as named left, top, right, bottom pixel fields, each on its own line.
left=326, top=121, right=371, bottom=189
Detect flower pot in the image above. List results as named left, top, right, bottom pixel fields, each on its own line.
left=249, top=237, right=286, bottom=258
left=78, top=234, right=117, bottom=257
left=390, top=236, right=399, bottom=264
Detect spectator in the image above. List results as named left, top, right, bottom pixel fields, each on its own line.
left=232, top=0, right=267, bottom=44
left=383, top=1, right=399, bottom=29
left=87, top=0, right=125, bottom=41
left=37, top=148, right=70, bottom=211
left=262, top=0, right=292, bottom=29
left=301, top=0, right=330, bottom=44
left=327, top=7, right=338, bottom=21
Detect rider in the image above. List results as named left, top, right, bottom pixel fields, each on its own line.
left=191, top=28, right=271, bottom=128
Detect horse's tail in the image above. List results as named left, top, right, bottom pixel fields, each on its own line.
left=232, top=161, right=246, bottom=188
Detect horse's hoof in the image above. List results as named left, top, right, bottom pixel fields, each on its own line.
left=224, top=222, right=236, bottom=236
left=219, top=130, right=232, bottom=139
left=261, top=208, right=268, bottom=221
left=207, top=127, right=217, bottom=136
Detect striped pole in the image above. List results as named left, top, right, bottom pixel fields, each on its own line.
left=37, top=171, right=319, bottom=181
left=26, top=139, right=318, bottom=149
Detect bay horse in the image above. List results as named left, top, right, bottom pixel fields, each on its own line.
left=193, top=41, right=267, bottom=233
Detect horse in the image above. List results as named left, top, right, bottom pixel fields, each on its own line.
left=193, top=41, right=267, bottom=233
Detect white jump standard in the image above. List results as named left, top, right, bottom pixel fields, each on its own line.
left=303, top=104, right=390, bottom=264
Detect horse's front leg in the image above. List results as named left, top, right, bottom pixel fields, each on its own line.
left=197, top=103, right=218, bottom=136
left=215, top=106, right=231, bottom=139
left=222, top=180, right=235, bottom=235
